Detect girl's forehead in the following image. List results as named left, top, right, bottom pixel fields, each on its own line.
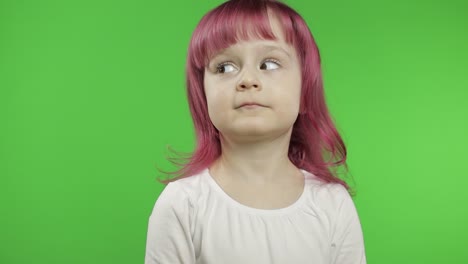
left=207, top=16, right=292, bottom=60
left=211, top=39, right=294, bottom=59
left=198, top=7, right=297, bottom=67
left=228, top=14, right=287, bottom=48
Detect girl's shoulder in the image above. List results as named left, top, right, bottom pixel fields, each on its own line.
left=149, top=170, right=208, bottom=218
left=301, top=170, right=355, bottom=214
left=169, top=168, right=211, bottom=193
left=158, top=168, right=211, bottom=205
left=302, top=170, right=350, bottom=198
left=300, top=170, right=357, bottom=222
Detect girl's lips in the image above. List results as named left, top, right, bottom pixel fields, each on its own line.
left=240, top=104, right=262, bottom=109
left=237, top=102, right=266, bottom=108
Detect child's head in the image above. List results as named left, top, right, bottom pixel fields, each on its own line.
left=165, top=0, right=348, bottom=189
left=187, top=0, right=320, bottom=126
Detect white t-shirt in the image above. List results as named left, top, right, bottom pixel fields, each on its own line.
left=145, top=168, right=366, bottom=264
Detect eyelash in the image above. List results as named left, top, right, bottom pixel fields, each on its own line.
left=215, top=58, right=281, bottom=73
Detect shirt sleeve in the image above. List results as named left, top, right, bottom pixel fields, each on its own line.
left=144, top=181, right=196, bottom=264
left=329, top=184, right=367, bottom=264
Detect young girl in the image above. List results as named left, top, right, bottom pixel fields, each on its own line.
left=145, top=0, right=366, bottom=263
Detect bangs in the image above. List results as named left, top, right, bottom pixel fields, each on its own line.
left=190, top=1, right=296, bottom=69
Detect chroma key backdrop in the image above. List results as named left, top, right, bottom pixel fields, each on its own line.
left=1, top=0, right=467, bottom=263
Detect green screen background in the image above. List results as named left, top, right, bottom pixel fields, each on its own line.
left=1, top=0, right=467, bottom=263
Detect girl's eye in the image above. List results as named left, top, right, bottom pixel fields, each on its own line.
left=216, top=63, right=236, bottom=74
left=215, top=59, right=280, bottom=74
left=260, top=59, right=280, bottom=70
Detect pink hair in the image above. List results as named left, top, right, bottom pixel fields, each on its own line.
left=157, top=0, right=351, bottom=191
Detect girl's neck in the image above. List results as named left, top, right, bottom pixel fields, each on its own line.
left=210, top=130, right=301, bottom=185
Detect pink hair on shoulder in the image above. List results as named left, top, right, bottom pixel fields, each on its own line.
left=158, top=0, right=351, bottom=190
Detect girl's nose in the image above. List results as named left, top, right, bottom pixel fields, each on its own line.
left=236, top=69, right=262, bottom=91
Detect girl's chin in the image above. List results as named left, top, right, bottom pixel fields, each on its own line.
left=221, top=126, right=291, bottom=139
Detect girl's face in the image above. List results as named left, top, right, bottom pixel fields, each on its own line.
left=203, top=15, right=302, bottom=142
